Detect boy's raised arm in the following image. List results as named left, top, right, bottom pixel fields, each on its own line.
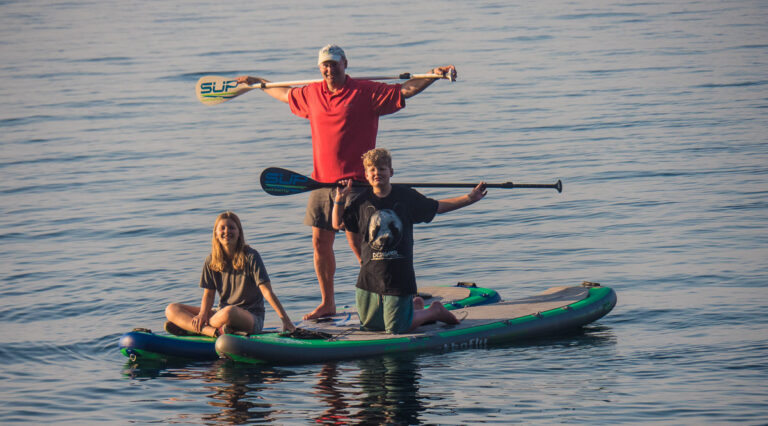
left=437, top=182, right=487, bottom=214
left=332, top=179, right=354, bottom=230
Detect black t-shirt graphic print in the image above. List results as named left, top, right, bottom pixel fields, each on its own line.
left=343, top=185, right=438, bottom=296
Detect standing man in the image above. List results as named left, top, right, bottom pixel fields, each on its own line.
left=237, top=44, right=457, bottom=320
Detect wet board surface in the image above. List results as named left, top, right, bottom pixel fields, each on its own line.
left=285, top=285, right=479, bottom=329
left=294, top=286, right=588, bottom=341
left=214, top=285, right=616, bottom=364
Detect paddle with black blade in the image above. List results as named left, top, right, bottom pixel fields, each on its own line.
left=197, top=73, right=451, bottom=105
left=260, top=167, right=562, bottom=196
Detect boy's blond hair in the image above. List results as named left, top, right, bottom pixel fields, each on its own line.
left=362, top=148, right=392, bottom=169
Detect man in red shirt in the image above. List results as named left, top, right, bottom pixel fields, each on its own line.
left=237, top=45, right=457, bottom=319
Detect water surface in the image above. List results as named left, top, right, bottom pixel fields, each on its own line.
left=1, top=0, right=767, bottom=423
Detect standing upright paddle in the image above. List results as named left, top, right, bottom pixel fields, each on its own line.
left=196, top=73, right=451, bottom=105
left=260, top=167, right=562, bottom=196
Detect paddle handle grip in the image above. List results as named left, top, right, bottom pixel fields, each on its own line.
left=347, top=180, right=563, bottom=193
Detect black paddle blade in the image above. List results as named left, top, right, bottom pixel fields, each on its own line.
left=260, top=167, right=326, bottom=196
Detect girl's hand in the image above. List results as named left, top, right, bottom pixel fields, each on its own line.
left=282, top=319, right=296, bottom=333
left=191, top=312, right=209, bottom=333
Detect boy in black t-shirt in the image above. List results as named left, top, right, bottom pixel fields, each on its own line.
left=332, top=148, right=487, bottom=334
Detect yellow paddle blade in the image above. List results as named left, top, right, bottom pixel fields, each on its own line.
left=195, top=76, right=257, bottom=105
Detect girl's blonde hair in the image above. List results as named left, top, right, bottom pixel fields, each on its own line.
left=209, top=211, right=249, bottom=272
left=362, top=148, right=392, bottom=169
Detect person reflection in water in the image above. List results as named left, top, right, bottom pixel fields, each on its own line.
left=311, top=355, right=423, bottom=424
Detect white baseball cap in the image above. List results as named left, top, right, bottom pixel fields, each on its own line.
left=318, top=44, right=346, bottom=65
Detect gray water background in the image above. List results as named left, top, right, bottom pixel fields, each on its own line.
left=1, top=0, right=767, bottom=423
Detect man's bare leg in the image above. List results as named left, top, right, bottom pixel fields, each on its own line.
left=304, top=227, right=337, bottom=320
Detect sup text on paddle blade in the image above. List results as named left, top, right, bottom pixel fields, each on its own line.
left=260, top=168, right=317, bottom=195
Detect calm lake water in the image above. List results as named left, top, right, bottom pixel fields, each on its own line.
left=1, top=0, right=767, bottom=423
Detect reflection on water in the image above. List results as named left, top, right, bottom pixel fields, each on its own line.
left=123, top=359, right=291, bottom=423
left=313, top=355, right=424, bottom=424
left=123, top=353, right=428, bottom=424
left=120, top=328, right=618, bottom=424
left=201, top=362, right=290, bottom=424
left=119, top=325, right=621, bottom=423
left=4, top=0, right=766, bottom=420
left=313, top=363, right=352, bottom=424
left=115, top=318, right=623, bottom=424
left=353, top=354, right=423, bottom=425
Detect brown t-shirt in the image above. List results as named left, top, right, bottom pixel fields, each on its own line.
left=199, top=246, right=269, bottom=315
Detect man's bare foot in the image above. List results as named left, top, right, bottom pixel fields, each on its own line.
left=430, top=303, right=460, bottom=325
left=303, top=304, right=336, bottom=320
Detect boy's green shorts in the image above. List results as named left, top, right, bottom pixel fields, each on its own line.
left=356, top=288, right=414, bottom=334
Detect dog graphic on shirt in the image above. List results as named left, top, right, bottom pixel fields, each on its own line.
left=367, top=209, right=403, bottom=255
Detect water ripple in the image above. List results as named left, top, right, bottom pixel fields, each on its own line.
left=1, top=0, right=766, bottom=423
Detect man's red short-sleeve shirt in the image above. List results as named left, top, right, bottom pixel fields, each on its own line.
left=289, top=77, right=405, bottom=183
